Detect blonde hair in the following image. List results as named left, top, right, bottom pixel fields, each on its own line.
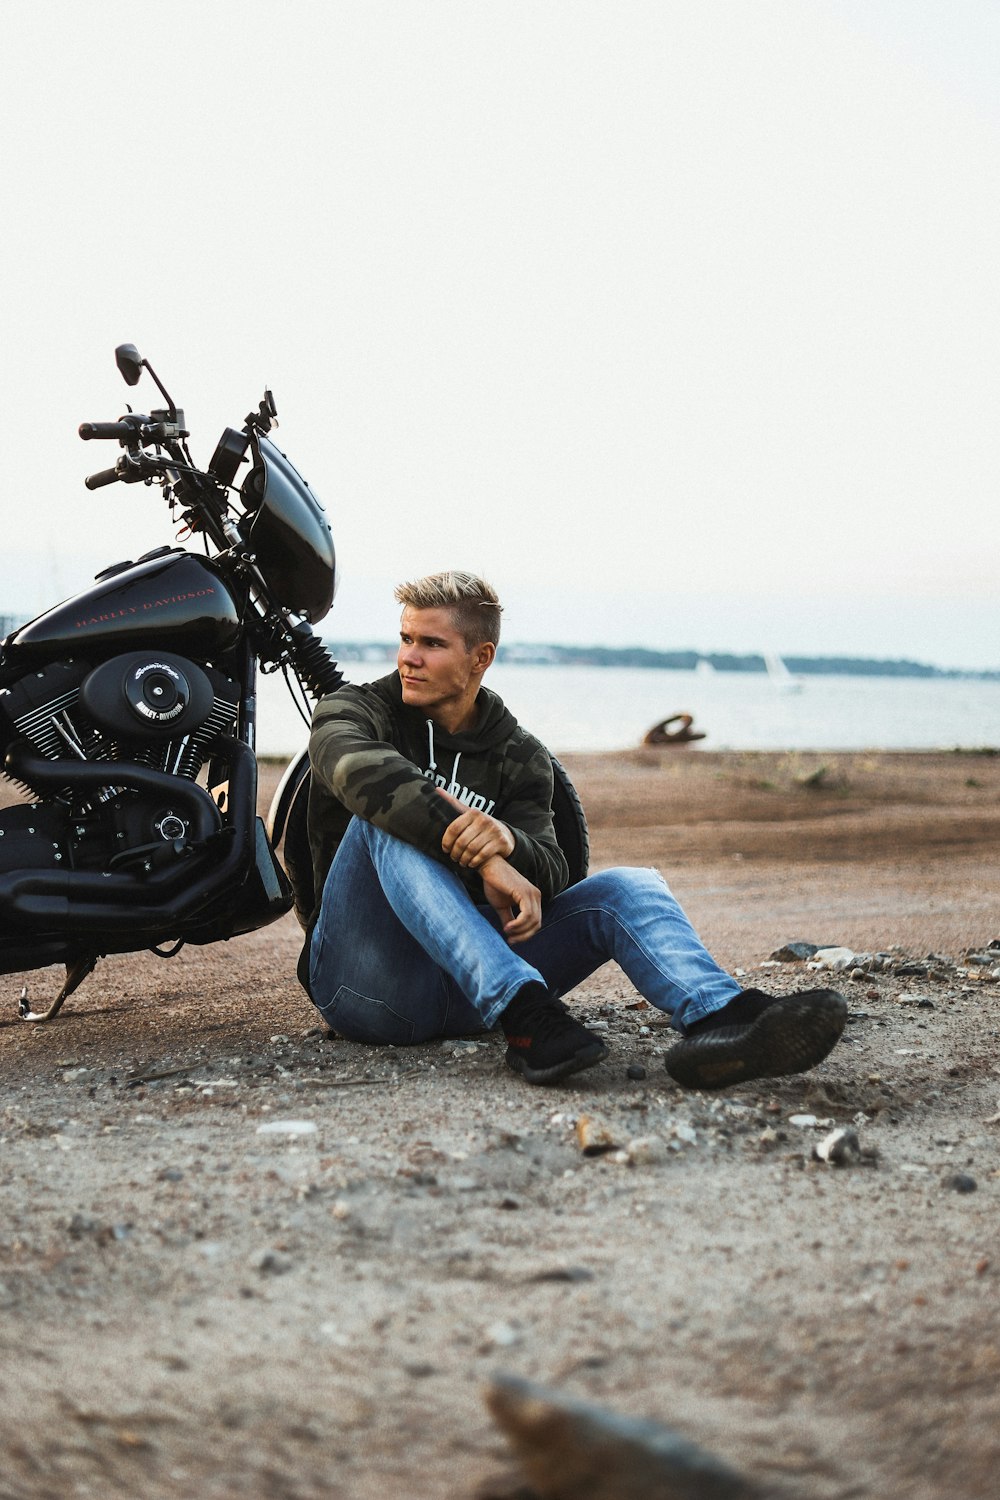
left=394, top=570, right=503, bottom=649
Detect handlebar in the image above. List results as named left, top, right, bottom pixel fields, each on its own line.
left=84, top=465, right=122, bottom=490
left=84, top=449, right=195, bottom=492
left=79, top=418, right=168, bottom=444
left=79, top=420, right=135, bottom=442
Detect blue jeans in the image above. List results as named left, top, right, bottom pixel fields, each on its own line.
left=309, top=818, right=741, bottom=1045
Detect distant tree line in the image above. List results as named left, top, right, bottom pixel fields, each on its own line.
left=324, top=640, right=998, bottom=680
left=1, top=616, right=991, bottom=678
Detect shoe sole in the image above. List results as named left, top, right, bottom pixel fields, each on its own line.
left=663, top=991, right=848, bottom=1090
left=505, top=1039, right=608, bottom=1086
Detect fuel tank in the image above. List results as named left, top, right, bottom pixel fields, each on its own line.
left=2, top=549, right=243, bottom=668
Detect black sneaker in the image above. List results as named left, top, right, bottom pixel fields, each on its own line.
left=664, top=987, right=847, bottom=1090
left=503, top=983, right=608, bottom=1085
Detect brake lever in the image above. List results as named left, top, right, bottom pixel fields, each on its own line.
left=118, top=451, right=162, bottom=482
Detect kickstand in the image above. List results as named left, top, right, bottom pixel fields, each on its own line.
left=19, top=955, right=98, bottom=1023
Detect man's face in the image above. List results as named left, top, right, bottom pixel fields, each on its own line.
left=397, top=605, right=492, bottom=730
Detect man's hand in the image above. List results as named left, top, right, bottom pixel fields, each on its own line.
left=437, top=788, right=515, bottom=869
left=479, top=855, right=542, bottom=944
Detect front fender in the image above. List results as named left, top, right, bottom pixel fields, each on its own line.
left=266, top=748, right=315, bottom=928
left=266, top=747, right=310, bottom=847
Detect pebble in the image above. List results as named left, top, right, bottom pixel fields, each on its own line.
left=626, top=1063, right=647, bottom=1081
left=485, top=1374, right=758, bottom=1500
left=482, top=1320, right=522, bottom=1350
left=813, top=1127, right=862, bottom=1167
left=256, top=1120, right=317, bottom=1137
left=250, top=1248, right=293, bottom=1275
left=576, top=1116, right=619, bottom=1156
left=809, top=947, right=856, bottom=972
left=317, top=1321, right=351, bottom=1347
left=626, top=1136, right=666, bottom=1166
left=442, top=1039, right=481, bottom=1056
left=529, top=1265, right=594, bottom=1283
left=67, top=1213, right=100, bottom=1238
left=945, top=1173, right=978, bottom=1194
left=770, top=941, right=820, bottom=961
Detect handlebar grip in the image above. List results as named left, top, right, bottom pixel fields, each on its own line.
left=79, top=421, right=134, bottom=442
left=85, top=465, right=122, bottom=490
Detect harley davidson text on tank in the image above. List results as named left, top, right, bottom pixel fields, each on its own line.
left=0, top=344, right=344, bottom=1021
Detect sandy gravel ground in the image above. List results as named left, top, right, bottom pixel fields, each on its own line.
left=1, top=748, right=999, bottom=1499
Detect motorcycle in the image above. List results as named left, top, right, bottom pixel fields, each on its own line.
left=0, top=343, right=345, bottom=1021
left=0, top=344, right=590, bottom=1025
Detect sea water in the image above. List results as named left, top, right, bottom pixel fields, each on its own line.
left=255, top=662, right=1000, bottom=757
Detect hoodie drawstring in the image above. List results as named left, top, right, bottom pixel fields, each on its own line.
left=425, top=723, right=463, bottom=798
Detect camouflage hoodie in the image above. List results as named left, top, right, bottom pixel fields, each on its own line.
left=306, top=671, right=569, bottom=923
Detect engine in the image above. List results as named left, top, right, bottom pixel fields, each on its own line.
left=0, top=652, right=240, bottom=871
left=0, top=651, right=239, bottom=783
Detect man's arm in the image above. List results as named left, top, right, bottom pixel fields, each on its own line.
left=311, top=684, right=569, bottom=899
left=478, top=855, right=542, bottom=943
left=309, top=685, right=460, bottom=858
left=491, top=748, right=569, bottom=901
left=437, top=745, right=568, bottom=902
left=438, top=790, right=515, bottom=866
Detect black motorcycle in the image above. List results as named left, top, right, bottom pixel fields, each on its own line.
left=0, top=344, right=345, bottom=1020
left=0, top=345, right=588, bottom=1024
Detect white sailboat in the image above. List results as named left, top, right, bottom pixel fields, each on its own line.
left=764, top=651, right=804, bottom=693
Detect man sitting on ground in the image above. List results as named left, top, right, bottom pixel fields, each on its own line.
left=300, top=570, right=846, bottom=1088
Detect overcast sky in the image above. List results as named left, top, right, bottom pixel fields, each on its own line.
left=1, top=1, right=997, bottom=669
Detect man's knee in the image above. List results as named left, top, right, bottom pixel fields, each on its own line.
left=354, top=817, right=431, bottom=870
left=578, top=865, right=669, bottom=905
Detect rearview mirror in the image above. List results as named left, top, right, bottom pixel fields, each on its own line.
left=115, top=344, right=144, bottom=387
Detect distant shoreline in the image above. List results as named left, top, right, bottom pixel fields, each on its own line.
left=3, top=607, right=993, bottom=681
left=323, top=640, right=1000, bottom=682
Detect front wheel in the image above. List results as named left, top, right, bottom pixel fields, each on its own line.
left=548, top=754, right=590, bottom=888
left=265, top=749, right=313, bottom=929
